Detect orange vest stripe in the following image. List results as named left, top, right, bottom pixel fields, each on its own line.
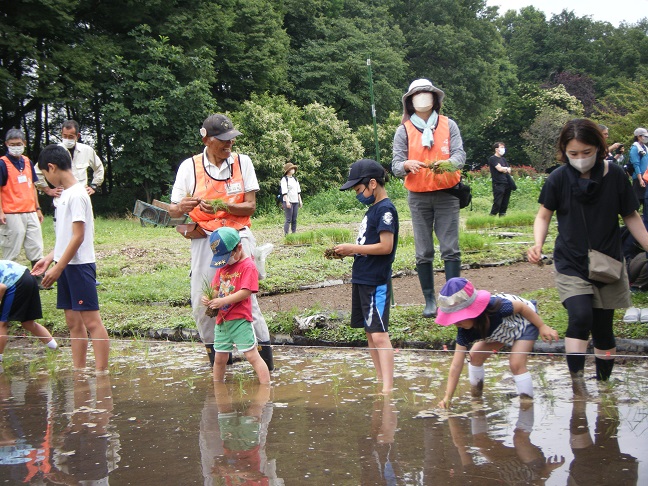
left=188, top=154, right=251, bottom=231
left=403, top=116, right=460, bottom=192
left=0, top=155, right=37, bottom=213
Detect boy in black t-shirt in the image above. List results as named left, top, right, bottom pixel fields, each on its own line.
left=335, top=159, right=399, bottom=393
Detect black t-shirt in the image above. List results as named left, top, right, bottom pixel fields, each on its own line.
left=539, top=163, right=639, bottom=280
left=351, top=198, right=399, bottom=286
left=489, top=155, right=509, bottom=184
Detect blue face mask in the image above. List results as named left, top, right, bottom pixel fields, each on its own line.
left=356, top=185, right=376, bottom=205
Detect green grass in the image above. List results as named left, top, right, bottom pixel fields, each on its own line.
left=7, top=172, right=646, bottom=346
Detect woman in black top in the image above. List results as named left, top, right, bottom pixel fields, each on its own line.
left=528, top=119, right=648, bottom=393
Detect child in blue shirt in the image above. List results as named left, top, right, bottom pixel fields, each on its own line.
left=335, top=159, right=399, bottom=393
left=0, top=260, right=57, bottom=362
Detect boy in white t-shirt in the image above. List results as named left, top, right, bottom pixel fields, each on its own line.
left=31, top=145, right=109, bottom=373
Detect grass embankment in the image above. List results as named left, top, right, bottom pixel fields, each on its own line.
left=19, top=173, right=648, bottom=348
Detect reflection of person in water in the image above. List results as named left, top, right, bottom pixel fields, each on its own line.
left=0, top=373, right=53, bottom=482
left=358, top=396, right=400, bottom=485
left=447, top=405, right=564, bottom=484
left=47, top=372, right=119, bottom=484
left=568, top=399, right=638, bottom=485
left=210, top=382, right=276, bottom=484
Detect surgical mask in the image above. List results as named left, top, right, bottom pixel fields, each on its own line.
left=412, top=92, right=434, bottom=112
left=356, top=186, right=376, bottom=205
left=642, top=136, right=648, bottom=144
left=7, top=145, right=24, bottom=157
left=568, top=154, right=597, bottom=173
left=61, top=138, right=76, bottom=149
left=498, top=147, right=506, bottom=156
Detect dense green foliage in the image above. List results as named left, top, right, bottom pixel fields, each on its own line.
left=1, top=0, right=647, bottom=208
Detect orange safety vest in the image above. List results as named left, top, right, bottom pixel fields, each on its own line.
left=0, top=155, right=37, bottom=213
left=403, top=116, right=460, bottom=192
left=188, top=153, right=251, bottom=231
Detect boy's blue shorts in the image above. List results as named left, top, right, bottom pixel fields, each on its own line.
left=351, top=283, right=390, bottom=333
left=56, top=263, right=99, bottom=311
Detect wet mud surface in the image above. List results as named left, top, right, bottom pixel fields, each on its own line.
left=1, top=342, right=647, bottom=484
left=259, top=261, right=557, bottom=313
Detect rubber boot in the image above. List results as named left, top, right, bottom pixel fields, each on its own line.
left=258, top=341, right=274, bottom=371
left=205, top=344, right=215, bottom=367
left=444, top=260, right=461, bottom=281
left=416, top=263, right=437, bottom=318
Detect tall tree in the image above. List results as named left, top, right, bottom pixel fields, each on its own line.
left=102, top=28, right=217, bottom=201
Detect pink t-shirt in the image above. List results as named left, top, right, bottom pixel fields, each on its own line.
left=211, top=256, right=259, bottom=324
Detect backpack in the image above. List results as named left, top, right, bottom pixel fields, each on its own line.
left=277, top=176, right=288, bottom=204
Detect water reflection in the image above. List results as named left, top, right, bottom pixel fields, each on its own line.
left=0, top=344, right=646, bottom=484
left=444, top=404, right=564, bottom=484
left=568, top=397, right=638, bottom=484
left=359, top=397, right=400, bottom=484
left=0, top=370, right=119, bottom=484
left=48, top=372, right=119, bottom=484
left=202, top=383, right=280, bottom=485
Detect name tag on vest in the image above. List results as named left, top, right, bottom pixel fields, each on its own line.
left=226, top=182, right=243, bottom=195
left=17, top=175, right=27, bottom=183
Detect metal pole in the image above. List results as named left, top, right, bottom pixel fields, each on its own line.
left=366, top=59, right=380, bottom=164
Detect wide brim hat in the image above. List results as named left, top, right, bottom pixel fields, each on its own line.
left=209, top=227, right=241, bottom=268
left=200, top=114, right=242, bottom=141
left=435, top=278, right=491, bottom=326
left=401, top=78, right=445, bottom=123
left=283, top=162, right=298, bottom=175
left=340, top=158, right=385, bottom=191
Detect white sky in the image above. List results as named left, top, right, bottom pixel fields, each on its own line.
left=485, top=0, right=647, bottom=27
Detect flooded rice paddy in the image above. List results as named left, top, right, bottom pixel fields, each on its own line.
left=0, top=341, right=647, bottom=485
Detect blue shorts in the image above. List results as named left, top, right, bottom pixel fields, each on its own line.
left=518, top=322, right=540, bottom=341
left=56, top=263, right=99, bottom=311
left=351, top=283, right=390, bottom=333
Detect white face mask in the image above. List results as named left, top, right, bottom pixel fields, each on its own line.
left=412, top=92, right=434, bottom=112
left=498, top=147, right=506, bottom=156
left=7, top=145, right=24, bottom=157
left=641, top=136, right=648, bottom=144
left=568, top=154, right=597, bottom=173
left=61, top=138, right=76, bottom=149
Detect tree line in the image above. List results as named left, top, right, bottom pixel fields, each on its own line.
left=1, top=0, right=646, bottom=211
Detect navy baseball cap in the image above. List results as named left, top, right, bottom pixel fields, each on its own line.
left=200, top=114, right=242, bottom=141
left=340, top=159, right=385, bottom=191
left=209, top=227, right=241, bottom=268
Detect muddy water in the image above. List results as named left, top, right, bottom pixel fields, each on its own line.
left=0, top=343, right=647, bottom=485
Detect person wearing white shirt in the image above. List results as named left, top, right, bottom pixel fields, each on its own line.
left=169, top=114, right=273, bottom=371
left=35, top=120, right=104, bottom=203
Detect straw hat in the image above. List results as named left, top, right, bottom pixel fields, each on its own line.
left=283, top=162, right=298, bottom=175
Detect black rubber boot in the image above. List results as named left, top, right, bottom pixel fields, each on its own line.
left=595, top=357, right=615, bottom=381
left=205, top=344, right=215, bottom=366
left=258, top=341, right=274, bottom=371
left=416, top=263, right=437, bottom=318
left=444, top=260, right=462, bottom=281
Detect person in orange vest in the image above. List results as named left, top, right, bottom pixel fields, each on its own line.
left=0, top=129, right=44, bottom=273
left=169, top=114, right=273, bottom=371
left=391, top=79, right=466, bottom=318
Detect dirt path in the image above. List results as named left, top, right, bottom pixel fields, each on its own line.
left=259, top=261, right=556, bottom=313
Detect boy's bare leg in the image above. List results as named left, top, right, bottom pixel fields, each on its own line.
left=367, top=332, right=394, bottom=393
left=243, top=348, right=270, bottom=384
left=65, top=310, right=89, bottom=369
left=0, top=322, right=8, bottom=355
left=20, top=320, right=56, bottom=346
left=213, top=352, right=230, bottom=382
left=79, top=310, right=110, bottom=372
